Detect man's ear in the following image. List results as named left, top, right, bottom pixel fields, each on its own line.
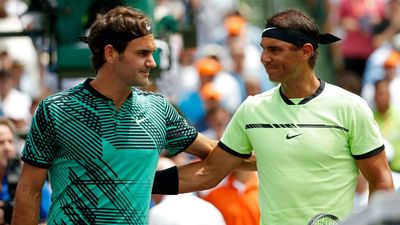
left=302, top=43, right=314, bottom=59
left=104, top=44, right=117, bottom=63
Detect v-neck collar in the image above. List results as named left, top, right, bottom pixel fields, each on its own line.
left=279, top=79, right=325, bottom=105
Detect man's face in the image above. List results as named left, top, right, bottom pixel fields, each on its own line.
left=113, top=35, right=157, bottom=87
left=0, top=124, right=15, bottom=159
left=260, top=37, right=304, bottom=83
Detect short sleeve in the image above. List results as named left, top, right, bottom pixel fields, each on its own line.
left=349, top=99, right=384, bottom=159
left=164, top=100, right=198, bottom=155
left=21, top=100, right=58, bottom=168
left=220, top=100, right=253, bottom=156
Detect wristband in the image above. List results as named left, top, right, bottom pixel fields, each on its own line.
left=152, top=166, right=179, bottom=194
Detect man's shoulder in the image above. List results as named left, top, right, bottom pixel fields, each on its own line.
left=134, top=88, right=168, bottom=106
left=43, top=84, right=84, bottom=104
left=322, top=82, right=371, bottom=113
left=134, top=88, right=164, bottom=98
left=324, top=83, right=365, bottom=103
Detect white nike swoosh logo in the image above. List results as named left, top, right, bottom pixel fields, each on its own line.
left=136, top=118, right=147, bottom=124
left=146, top=24, right=151, bottom=31
left=262, top=27, right=277, bottom=32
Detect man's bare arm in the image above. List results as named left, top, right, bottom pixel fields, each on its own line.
left=11, top=163, right=48, bottom=225
left=239, top=152, right=257, bottom=171
left=185, top=133, right=256, bottom=170
left=178, top=145, right=247, bottom=193
left=184, top=133, right=218, bottom=159
left=152, top=134, right=255, bottom=194
left=356, top=150, right=394, bottom=197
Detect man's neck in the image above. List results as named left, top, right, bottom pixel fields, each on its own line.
left=91, top=70, right=132, bottom=110
left=280, top=72, right=320, bottom=99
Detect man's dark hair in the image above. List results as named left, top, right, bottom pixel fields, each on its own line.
left=88, top=6, right=152, bottom=72
left=265, top=9, right=320, bottom=68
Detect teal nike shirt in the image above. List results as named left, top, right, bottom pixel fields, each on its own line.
left=22, top=79, right=198, bottom=224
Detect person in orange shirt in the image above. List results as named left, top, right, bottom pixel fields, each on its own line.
left=201, top=171, right=260, bottom=225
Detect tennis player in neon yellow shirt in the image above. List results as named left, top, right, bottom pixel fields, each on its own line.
left=172, top=9, right=395, bottom=225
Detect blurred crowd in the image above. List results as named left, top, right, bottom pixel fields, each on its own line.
left=0, top=0, right=400, bottom=224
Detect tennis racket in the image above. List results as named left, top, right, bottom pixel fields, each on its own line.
left=307, top=213, right=340, bottom=225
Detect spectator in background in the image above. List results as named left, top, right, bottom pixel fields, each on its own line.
left=0, top=118, right=50, bottom=224
left=175, top=47, right=199, bottom=97
left=199, top=83, right=222, bottom=114
left=336, top=70, right=362, bottom=95
left=191, top=0, right=238, bottom=47
left=0, top=0, right=41, bottom=99
left=381, top=48, right=400, bottom=107
left=204, top=13, right=275, bottom=94
left=152, top=0, right=191, bottom=103
left=0, top=69, right=32, bottom=138
left=362, top=34, right=400, bottom=108
left=149, top=157, right=226, bottom=225
left=363, top=30, right=400, bottom=90
left=373, top=79, right=400, bottom=172
left=337, top=0, right=386, bottom=78
left=201, top=171, right=259, bottom=225
left=244, top=74, right=263, bottom=97
left=176, top=56, right=241, bottom=130
left=210, top=75, right=241, bottom=114
left=209, top=12, right=265, bottom=54
left=372, top=0, right=400, bottom=48
left=362, top=0, right=400, bottom=90
left=0, top=118, right=15, bottom=224
left=203, top=106, right=231, bottom=140
left=175, top=56, right=221, bottom=131
left=226, top=31, right=274, bottom=100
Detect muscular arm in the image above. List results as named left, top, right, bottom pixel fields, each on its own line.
left=152, top=133, right=217, bottom=194
left=11, top=163, right=48, bottom=225
left=184, top=133, right=218, bottom=159
left=152, top=134, right=255, bottom=194
left=178, top=145, right=247, bottom=193
left=356, top=150, right=394, bottom=197
left=184, top=133, right=256, bottom=170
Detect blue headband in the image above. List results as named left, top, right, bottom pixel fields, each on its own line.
left=262, top=26, right=340, bottom=49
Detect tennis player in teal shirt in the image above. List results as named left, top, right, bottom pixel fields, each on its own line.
left=11, top=6, right=221, bottom=225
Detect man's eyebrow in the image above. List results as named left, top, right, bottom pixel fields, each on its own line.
left=137, top=48, right=155, bottom=53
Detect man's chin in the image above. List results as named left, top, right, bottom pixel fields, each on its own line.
left=133, top=79, right=151, bottom=88
left=267, top=76, right=279, bottom=83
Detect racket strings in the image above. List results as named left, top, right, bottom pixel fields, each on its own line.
left=313, top=216, right=338, bottom=225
